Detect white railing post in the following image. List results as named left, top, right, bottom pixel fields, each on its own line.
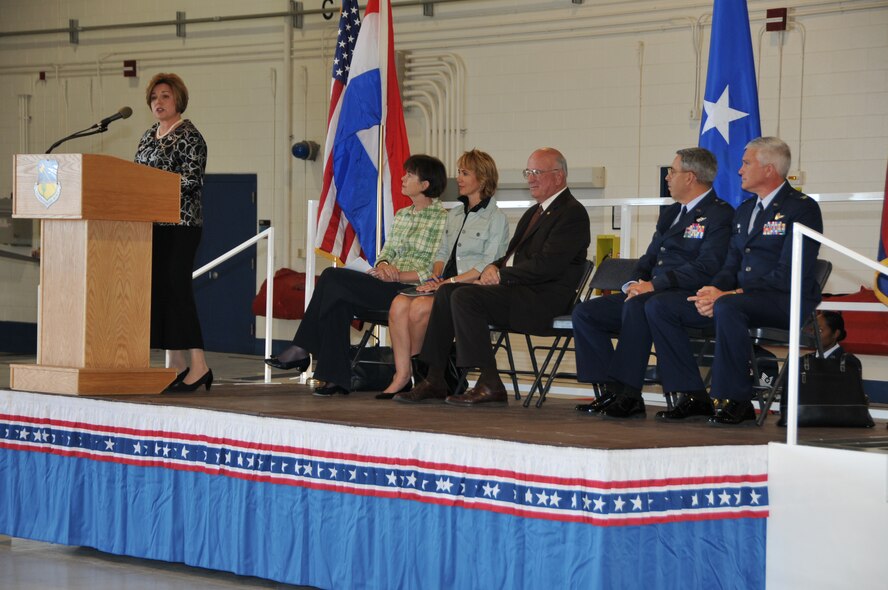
left=620, top=204, right=632, bottom=258
left=305, top=200, right=318, bottom=313
left=786, top=227, right=805, bottom=446
left=785, top=223, right=888, bottom=445
left=191, top=226, right=276, bottom=384
left=264, top=226, right=275, bottom=384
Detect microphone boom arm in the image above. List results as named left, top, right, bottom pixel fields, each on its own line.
left=45, top=125, right=108, bottom=154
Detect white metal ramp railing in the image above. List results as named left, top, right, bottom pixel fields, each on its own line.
left=172, top=226, right=276, bottom=383
left=785, top=224, right=888, bottom=445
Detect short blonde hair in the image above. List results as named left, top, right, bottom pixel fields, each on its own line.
left=145, top=72, right=189, bottom=114
left=457, top=149, right=499, bottom=199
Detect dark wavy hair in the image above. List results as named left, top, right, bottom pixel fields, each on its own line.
left=403, top=154, right=447, bottom=199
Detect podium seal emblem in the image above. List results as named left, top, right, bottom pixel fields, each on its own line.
left=34, top=159, right=61, bottom=208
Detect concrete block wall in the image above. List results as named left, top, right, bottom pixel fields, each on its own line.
left=0, top=0, right=885, bottom=332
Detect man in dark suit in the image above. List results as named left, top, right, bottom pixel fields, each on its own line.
left=645, top=136, right=824, bottom=425
left=396, top=147, right=591, bottom=406
left=572, top=147, right=733, bottom=419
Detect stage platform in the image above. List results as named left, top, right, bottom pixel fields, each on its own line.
left=34, top=378, right=879, bottom=450
left=1, top=378, right=885, bottom=589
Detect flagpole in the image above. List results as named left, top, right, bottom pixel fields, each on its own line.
left=376, top=123, right=385, bottom=257
left=375, top=0, right=390, bottom=259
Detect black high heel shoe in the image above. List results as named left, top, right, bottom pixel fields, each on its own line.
left=264, top=355, right=311, bottom=372
left=166, top=369, right=213, bottom=393
left=165, top=367, right=190, bottom=391
left=375, top=379, right=413, bottom=400
left=313, top=382, right=350, bottom=397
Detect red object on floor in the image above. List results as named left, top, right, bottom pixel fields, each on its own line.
left=822, top=287, right=888, bottom=355
left=252, top=269, right=316, bottom=320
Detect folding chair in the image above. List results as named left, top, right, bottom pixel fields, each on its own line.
left=349, top=308, right=393, bottom=385
left=523, top=257, right=639, bottom=408
left=750, top=259, right=832, bottom=425
left=352, top=308, right=465, bottom=395
left=491, top=259, right=596, bottom=402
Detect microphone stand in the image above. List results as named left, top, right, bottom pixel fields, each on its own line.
left=45, top=124, right=109, bottom=154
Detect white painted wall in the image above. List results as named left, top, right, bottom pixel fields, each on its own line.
left=0, top=0, right=885, bottom=334
left=767, top=442, right=888, bottom=589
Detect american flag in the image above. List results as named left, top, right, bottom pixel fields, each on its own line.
left=315, top=0, right=411, bottom=265
left=314, top=0, right=364, bottom=264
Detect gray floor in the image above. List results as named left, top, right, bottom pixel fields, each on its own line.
left=0, top=537, right=311, bottom=590
left=0, top=351, right=315, bottom=590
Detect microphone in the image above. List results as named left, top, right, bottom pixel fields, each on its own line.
left=98, top=106, right=133, bottom=128
left=45, top=106, right=133, bottom=153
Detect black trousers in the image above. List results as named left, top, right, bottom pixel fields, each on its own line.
left=151, top=224, right=204, bottom=350
left=420, top=283, right=512, bottom=370
left=293, top=267, right=408, bottom=388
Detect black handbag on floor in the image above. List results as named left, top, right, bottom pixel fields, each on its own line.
left=349, top=345, right=395, bottom=392
left=779, top=353, right=874, bottom=428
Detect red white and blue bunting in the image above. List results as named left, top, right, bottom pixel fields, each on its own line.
left=0, top=390, right=769, bottom=588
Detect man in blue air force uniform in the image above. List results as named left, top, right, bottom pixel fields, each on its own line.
left=573, top=147, right=733, bottom=419
left=645, top=136, right=823, bottom=425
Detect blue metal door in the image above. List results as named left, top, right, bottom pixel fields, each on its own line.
left=193, top=174, right=257, bottom=354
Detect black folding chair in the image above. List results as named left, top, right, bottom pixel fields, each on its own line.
left=750, top=259, right=832, bottom=425
left=523, top=257, right=639, bottom=408
left=349, top=309, right=393, bottom=384
left=491, top=259, right=596, bottom=403
left=352, top=307, right=465, bottom=395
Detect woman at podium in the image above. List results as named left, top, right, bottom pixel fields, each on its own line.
left=134, top=72, right=210, bottom=392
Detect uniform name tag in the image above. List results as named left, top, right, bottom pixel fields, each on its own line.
left=763, top=221, right=786, bottom=236
left=683, top=223, right=705, bottom=239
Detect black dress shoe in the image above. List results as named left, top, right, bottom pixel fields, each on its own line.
left=709, top=399, right=756, bottom=426
left=164, top=367, right=190, bottom=392
left=264, top=355, right=311, bottom=372
left=166, top=369, right=213, bottom=393
left=656, top=393, right=714, bottom=422
left=575, top=392, right=617, bottom=414
left=313, top=382, right=350, bottom=397
left=376, top=380, right=412, bottom=400
left=600, top=393, right=646, bottom=420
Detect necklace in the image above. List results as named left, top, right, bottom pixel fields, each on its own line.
left=156, top=118, right=184, bottom=139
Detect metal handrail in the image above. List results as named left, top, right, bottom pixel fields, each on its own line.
left=786, top=224, right=887, bottom=446
left=179, top=226, right=276, bottom=384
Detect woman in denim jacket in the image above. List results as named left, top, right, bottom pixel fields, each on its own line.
left=377, top=149, right=510, bottom=398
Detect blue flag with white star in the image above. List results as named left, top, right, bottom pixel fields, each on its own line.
left=699, top=0, right=761, bottom=208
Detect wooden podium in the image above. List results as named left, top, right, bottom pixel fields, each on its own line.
left=10, top=153, right=180, bottom=395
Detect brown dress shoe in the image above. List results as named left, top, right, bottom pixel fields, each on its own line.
left=394, top=379, right=448, bottom=404
left=445, top=382, right=508, bottom=407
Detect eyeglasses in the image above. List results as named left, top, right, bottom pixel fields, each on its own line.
left=666, top=167, right=690, bottom=176
left=522, top=168, right=561, bottom=179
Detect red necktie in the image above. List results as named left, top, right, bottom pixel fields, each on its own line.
left=501, top=206, right=543, bottom=265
